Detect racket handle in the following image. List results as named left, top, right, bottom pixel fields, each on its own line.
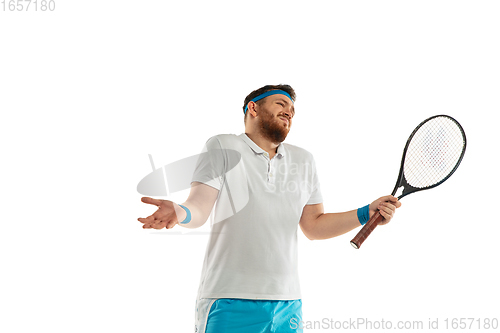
left=350, top=211, right=384, bottom=249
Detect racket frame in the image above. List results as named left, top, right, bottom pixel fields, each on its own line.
left=350, top=114, right=467, bottom=249
left=391, top=114, right=467, bottom=200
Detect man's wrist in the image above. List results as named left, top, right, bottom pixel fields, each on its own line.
left=357, top=204, right=370, bottom=225
left=178, top=204, right=191, bottom=224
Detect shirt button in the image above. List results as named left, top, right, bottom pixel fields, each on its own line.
left=269, top=173, right=273, bottom=177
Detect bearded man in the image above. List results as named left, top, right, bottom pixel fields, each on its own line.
left=138, top=84, right=401, bottom=332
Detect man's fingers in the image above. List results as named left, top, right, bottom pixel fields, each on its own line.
left=378, top=195, right=402, bottom=208
left=379, top=206, right=393, bottom=218
left=152, top=221, right=166, bottom=229
left=165, top=220, right=178, bottom=229
left=138, top=215, right=156, bottom=224
left=143, top=219, right=163, bottom=229
left=385, top=195, right=402, bottom=208
left=372, top=195, right=402, bottom=225
left=141, top=197, right=163, bottom=206
left=139, top=215, right=163, bottom=228
left=138, top=217, right=151, bottom=223
left=379, top=195, right=396, bottom=203
left=379, top=201, right=396, bottom=210
left=139, top=216, right=169, bottom=229
left=380, top=201, right=397, bottom=213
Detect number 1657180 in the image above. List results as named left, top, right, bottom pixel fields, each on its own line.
left=1, top=0, right=55, bottom=11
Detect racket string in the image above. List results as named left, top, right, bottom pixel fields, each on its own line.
left=404, top=117, right=465, bottom=188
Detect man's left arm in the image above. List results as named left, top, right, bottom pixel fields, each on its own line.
left=299, top=195, right=401, bottom=240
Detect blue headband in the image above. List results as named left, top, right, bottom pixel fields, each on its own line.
left=244, top=90, right=294, bottom=114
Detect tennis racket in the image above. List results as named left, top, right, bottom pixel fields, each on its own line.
left=350, top=115, right=467, bottom=249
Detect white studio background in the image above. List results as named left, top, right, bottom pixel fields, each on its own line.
left=1, top=1, right=499, bottom=332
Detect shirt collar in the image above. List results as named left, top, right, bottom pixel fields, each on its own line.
left=238, top=133, right=286, bottom=158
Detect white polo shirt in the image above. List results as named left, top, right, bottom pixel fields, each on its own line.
left=192, top=133, right=323, bottom=300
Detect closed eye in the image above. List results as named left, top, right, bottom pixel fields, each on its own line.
left=275, top=98, right=294, bottom=117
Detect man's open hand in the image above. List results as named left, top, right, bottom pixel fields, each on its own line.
left=138, top=197, right=186, bottom=229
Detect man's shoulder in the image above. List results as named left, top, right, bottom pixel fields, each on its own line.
left=282, top=142, right=315, bottom=159
left=205, top=133, right=239, bottom=145
left=201, top=134, right=244, bottom=150
left=210, top=133, right=238, bottom=140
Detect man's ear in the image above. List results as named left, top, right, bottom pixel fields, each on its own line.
left=247, top=101, right=258, bottom=118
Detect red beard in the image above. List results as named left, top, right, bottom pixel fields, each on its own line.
left=258, top=110, right=290, bottom=143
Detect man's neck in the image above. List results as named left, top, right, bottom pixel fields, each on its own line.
left=245, top=131, right=280, bottom=159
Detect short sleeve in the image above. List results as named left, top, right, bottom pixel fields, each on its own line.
left=306, top=155, right=323, bottom=205
left=191, top=136, right=225, bottom=191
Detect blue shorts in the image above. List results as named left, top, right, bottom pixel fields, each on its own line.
left=195, top=298, right=303, bottom=333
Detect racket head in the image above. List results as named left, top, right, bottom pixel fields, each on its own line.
left=392, top=115, right=467, bottom=199
left=351, top=115, right=466, bottom=249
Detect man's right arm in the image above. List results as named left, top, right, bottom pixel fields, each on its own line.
left=138, top=181, right=218, bottom=230
left=175, top=181, right=219, bottom=229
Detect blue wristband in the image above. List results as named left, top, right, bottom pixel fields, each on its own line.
left=178, top=204, right=191, bottom=224
left=357, top=204, right=370, bottom=225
